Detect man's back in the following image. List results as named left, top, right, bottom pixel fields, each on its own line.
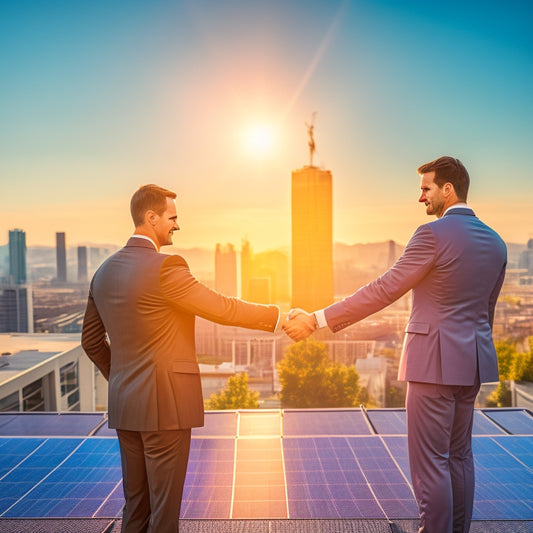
left=400, top=208, right=507, bottom=385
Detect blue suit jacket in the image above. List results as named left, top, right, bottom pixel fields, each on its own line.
left=324, top=208, right=507, bottom=385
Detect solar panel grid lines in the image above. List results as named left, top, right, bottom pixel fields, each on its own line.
left=0, top=409, right=532, bottom=523
left=472, top=435, right=533, bottom=520
left=483, top=408, right=533, bottom=435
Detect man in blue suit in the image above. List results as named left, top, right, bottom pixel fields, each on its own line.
left=284, top=156, right=507, bottom=533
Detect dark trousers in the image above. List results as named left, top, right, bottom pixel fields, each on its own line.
left=116, top=428, right=192, bottom=533
left=406, top=378, right=480, bottom=533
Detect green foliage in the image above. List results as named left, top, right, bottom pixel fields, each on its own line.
left=513, top=342, right=533, bottom=382
left=495, top=340, right=518, bottom=380
left=205, top=372, right=259, bottom=410
left=495, top=337, right=533, bottom=382
left=277, top=339, right=363, bottom=408
left=486, top=381, right=512, bottom=407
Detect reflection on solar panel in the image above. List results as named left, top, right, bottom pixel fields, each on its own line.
left=473, top=436, right=533, bottom=519
left=192, top=411, right=237, bottom=437
left=182, top=438, right=234, bottom=519
left=366, top=410, right=406, bottom=435
left=0, top=409, right=531, bottom=522
left=283, top=436, right=417, bottom=519
left=0, top=413, right=106, bottom=436
left=473, top=410, right=506, bottom=435
left=483, top=409, right=533, bottom=435
left=283, top=409, right=371, bottom=436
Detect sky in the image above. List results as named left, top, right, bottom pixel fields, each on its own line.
left=0, top=0, right=532, bottom=251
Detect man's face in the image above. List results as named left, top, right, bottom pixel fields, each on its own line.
left=153, top=197, right=180, bottom=247
left=419, top=171, right=445, bottom=217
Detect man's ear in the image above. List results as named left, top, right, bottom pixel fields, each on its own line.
left=443, top=182, right=454, bottom=198
left=145, top=210, right=159, bottom=226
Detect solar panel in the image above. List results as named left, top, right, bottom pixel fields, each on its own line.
left=283, top=436, right=417, bottom=519
left=1, top=438, right=121, bottom=518
left=0, top=413, right=106, bottom=436
left=483, top=409, right=533, bottom=435
left=473, top=436, right=533, bottom=520
left=182, top=438, right=234, bottom=519
left=283, top=410, right=371, bottom=436
left=192, top=411, right=237, bottom=437
left=239, top=411, right=281, bottom=437
left=0, top=410, right=531, bottom=523
left=473, top=410, right=506, bottom=435
left=494, top=435, right=533, bottom=470
left=366, top=410, right=406, bottom=435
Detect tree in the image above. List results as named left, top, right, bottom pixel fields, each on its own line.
left=205, top=372, right=259, bottom=410
left=495, top=340, right=518, bottom=380
left=277, top=339, right=364, bottom=408
left=486, top=381, right=512, bottom=407
left=513, top=337, right=533, bottom=382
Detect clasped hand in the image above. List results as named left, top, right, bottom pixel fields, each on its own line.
left=282, top=308, right=316, bottom=342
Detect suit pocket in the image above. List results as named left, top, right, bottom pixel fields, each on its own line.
left=172, top=360, right=200, bottom=374
left=404, top=322, right=430, bottom=335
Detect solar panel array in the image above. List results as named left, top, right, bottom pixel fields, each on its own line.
left=0, top=409, right=531, bottom=521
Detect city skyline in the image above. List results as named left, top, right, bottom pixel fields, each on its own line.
left=1, top=0, right=532, bottom=250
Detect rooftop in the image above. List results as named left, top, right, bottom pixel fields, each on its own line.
left=0, top=407, right=532, bottom=533
left=0, top=333, right=81, bottom=385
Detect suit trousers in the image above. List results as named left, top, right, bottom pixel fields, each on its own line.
left=406, top=378, right=480, bottom=533
left=116, top=428, right=192, bottom=533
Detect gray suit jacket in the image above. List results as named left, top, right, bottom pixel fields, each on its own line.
left=324, top=208, right=507, bottom=385
left=82, top=237, right=279, bottom=431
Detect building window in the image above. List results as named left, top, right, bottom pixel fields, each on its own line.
left=23, top=379, right=44, bottom=411
left=0, top=391, right=19, bottom=412
left=60, top=361, right=80, bottom=411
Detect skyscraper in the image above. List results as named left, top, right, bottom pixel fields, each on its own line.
left=0, top=284, right=33, bottom=333
left=56, top=232, right=67, bottom=283
left=215, top=243, right=237, bottom=297
left=77, top=246, right=88, bottom=283
left=8, top=229, right=26, bottom=284
left=291, top=166, right=334, bottom=311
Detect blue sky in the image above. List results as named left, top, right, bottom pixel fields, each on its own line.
left=0, top=0, right=531, bottom=249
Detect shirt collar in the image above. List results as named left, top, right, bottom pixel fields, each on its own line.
left=443, top=203, right=468, bottom=216
left=130, top=234, right=157, bottom=250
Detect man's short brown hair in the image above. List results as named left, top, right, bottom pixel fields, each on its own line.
left=130, top=184, right=177, bottom=227
left=418, top=156, right=470, bottom=202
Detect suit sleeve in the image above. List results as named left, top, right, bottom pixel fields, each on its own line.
left=81, top=291, right=111, bottom=380
left=488, top=262, right=506, bottom=329
left=325, top=224, right=437, bottom=332
left=159, top=255, right=280, bottom=332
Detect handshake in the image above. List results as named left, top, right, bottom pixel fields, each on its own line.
left=279, top=308, right=318, bottom=342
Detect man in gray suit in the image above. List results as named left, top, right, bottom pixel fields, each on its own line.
left=82, top=184, right=282, bottom=533
left=284, top=156, right=507, bottom=533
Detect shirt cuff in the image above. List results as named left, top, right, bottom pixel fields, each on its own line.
left=314, top=309, right=328, bottom=329
left=273, top=306, right=282, bottom=333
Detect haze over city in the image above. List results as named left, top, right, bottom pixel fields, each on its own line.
left=1, top=0, right=531, bottom=251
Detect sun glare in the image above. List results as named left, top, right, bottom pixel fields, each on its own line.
left=243, top=124, right=274, bottom=156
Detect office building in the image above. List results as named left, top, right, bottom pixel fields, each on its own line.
left=77, top=246, right=88, bottom=283
left=291, top=166, right=334, bottom=310
left=8, top=229, right=26, bottom=284
left=56, top=232, right=67, bottom=283
left=0, top=283, right=34, bottom=333
left=0, top=333, right=96, bottom=412
left=215, top=243, right=237, bottom=296
left=241, top=239, right=289, bottom=304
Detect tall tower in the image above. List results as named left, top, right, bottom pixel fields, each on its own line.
left=291, top=118, right=333, bottom=310
left=77, top=246, right=88, bottom=283
left=56, top=232, right=67, bottom=283
left=8, top=229, right=26, bottom=284
left=215, top=243, right=237, bottom=297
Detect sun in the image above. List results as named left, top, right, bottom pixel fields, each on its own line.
left=242, top=123, right=275, bottom=156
